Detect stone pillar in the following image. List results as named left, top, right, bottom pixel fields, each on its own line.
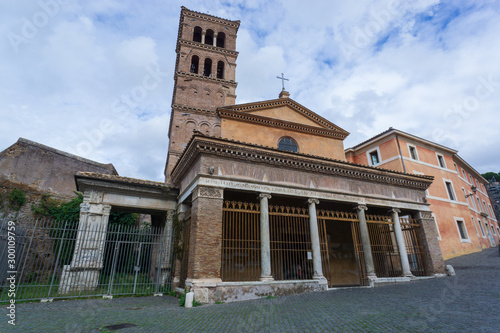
left=201, top=31, right=206, bottom=44
left=185, top=186, right=224, bottom=303
left=151, top=210, right=176, bottom=286
left=413, top=211, right=445, bottom=274
left=259, top=193, right=273, bottom=281
left=356, top=204, right=376, bottom=279
left=307, top=199, right=325, bottom=281
left=389, top=209, right=413, bottom=277
left=59, top=191, right=111, bottom=294
left=213, top=33, right=218, bottom=46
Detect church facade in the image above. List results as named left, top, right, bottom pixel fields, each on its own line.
left=164, top=7, right=445, bottom=303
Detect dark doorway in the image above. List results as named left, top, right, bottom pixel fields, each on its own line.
left=325, top=221, right=361, bottom=287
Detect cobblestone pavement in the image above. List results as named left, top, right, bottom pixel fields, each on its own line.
left=2, top=247, right=499, bottom=332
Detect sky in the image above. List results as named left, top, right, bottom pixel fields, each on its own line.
left=1, top=0, right=499, bottom=182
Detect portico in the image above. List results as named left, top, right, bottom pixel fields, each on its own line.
left=170, top=134, right=444, bottom=303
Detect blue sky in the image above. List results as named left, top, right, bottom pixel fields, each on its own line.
left=1, top=0, right=499, bottom=181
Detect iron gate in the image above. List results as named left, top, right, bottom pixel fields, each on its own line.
left=0, top=218, right=175, bottom=302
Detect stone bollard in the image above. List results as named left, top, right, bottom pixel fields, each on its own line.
left=185, top=292, right=194, bottom=308
left=446, top=265, right=456, bottom=276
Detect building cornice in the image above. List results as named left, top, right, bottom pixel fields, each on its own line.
left=177, top=39, right=239, bottom=57
left=218, top=109, right=347, bottom=139
left=220, top=98, right=349, bottom=135
left=171, top=135, right=434, bottom=190
left=175, top=71, right=238, bottom=87
left=181, top=6, right=240, bottom=29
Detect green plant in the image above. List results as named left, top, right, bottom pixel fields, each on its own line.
left=8, top=188, right=26, bottom=211
left=215, top=301, right=225, bottom=304
left=192, top=299, right=202, bottom=307
left=179, top=292, right=186, bottom=307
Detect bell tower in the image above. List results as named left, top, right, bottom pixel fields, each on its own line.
left=165, top=7, right=240, bottom=183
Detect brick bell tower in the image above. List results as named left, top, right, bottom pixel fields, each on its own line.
left=165, top=7, right=240, bottom=183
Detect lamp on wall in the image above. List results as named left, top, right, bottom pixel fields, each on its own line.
left=465, top=186, right=477, bottom=199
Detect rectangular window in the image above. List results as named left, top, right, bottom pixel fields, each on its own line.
left=454, top=163, right=458, bottom=172
left=462, top=188, right=469, bottom=207
left=469, top=175, right=474, bottom=184
left=462, top=169, right=466, bottom=179
left=478, top=219, right=486, bottom=237
left=409, top=145, right=418, bottom=160
left=483, top=201, right=488, bottom=214
left=471, top=195, right=477, bottom=210
left=369, top=150, right=380, bottom=166
left=471, top=216, right=479, bottom=236
left=488, top=204, right=494, bottom=216
left=445, top=181, right=456, bottom=201
left=437, top=154, right=446, bottom=168
left=456, top=219, right=469, bottom=241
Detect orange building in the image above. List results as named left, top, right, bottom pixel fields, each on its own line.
left=346, top=128, right=500, bottom=259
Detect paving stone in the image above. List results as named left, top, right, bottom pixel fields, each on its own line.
left=1, top=247, right=499, bottom=332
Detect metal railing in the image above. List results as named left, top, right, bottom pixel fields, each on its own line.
left=221, top=201, right=261, bottom=282
left=0, top=218, right=174, bottom=302
left=269, top=205, right=313, bottom=281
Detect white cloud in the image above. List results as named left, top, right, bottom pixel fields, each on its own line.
left=1, top=0, right=499, bottom=182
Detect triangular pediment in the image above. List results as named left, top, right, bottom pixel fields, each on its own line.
left=218, top=97, right=349, bottom=139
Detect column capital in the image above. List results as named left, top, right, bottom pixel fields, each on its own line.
left=192, top=186, right=223, bottom=201
left=307, top=198, right=319, bottom=205
left=389, top=208, right=401, bottom=214
left=259, top=193, right=272, bottom=200
left=355, top=204, right=368, bottom=211
left=166, top=210, right=175, bottom=220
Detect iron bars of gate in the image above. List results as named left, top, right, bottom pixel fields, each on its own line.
left=221, top=201, right=261, bottom=282
left=269, top=205, right=313, bottom=281
left=399, top=216, right=429, bottom=276
left=0, top=217, right=175, bottom=302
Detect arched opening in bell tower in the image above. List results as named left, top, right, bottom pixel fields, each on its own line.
left=203, top=58, right=212, bottom=77
left=216, top=61, right=224, bottom=79
left=190, top=55, right=199, bottom=74
left=216, top=32, right=225, bottom=48
left=193, top=26, right=202, bottom=42
left=205, top=29, right=214, bottom=45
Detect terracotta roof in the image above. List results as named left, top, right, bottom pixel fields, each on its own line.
left=171, top=132, right=434, bottom=189
left=75, top=172, right=168, bottom=189
left=345, top=127, right=458, bottom=154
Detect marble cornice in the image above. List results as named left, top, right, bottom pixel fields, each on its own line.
left=171, top=136, right=434, bottom=190
left=218, top=109, right=346, bottom=139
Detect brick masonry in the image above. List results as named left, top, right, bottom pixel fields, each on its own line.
left=187, top=186, right=224, bottom=280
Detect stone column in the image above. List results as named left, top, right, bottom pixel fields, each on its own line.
left=59, top=191, right=111, bottom=294
left=389, top=209, right=413, bottom=277
left=307, top=199, right=325, bottom=281
left=259, top=193, right=273, bottom=281
left=213, top=33, right=218, bottom=46
left=152, top=210, right=175, bottom=286
left=201, top=31, right=206, bottom=44
left=356, top=204, right=376, bottom=279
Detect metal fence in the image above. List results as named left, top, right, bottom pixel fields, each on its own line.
left=221, top=201, right=261, bottom=282
left=269, top=205, right=313, bottom=281
left=0, top=218, right=175, bottom=302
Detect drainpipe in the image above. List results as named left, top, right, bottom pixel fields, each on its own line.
left=395, top=133, right=407, bottom=173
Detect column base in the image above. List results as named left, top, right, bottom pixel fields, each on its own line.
left=260, top=276, right=274, bottom=282
left=313, top=275, right=328, bottom=285
left=402, top=272, right=415, bottom=278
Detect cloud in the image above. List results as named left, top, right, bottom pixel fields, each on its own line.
left=1, top=0, right=499, bottom=184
